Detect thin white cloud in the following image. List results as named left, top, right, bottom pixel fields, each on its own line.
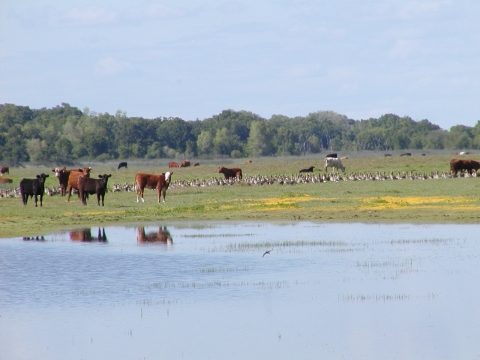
left=11, top=3, right=197, bottom=28
left=397, top=1, right=450, bottom=19
left=124, top=3, right=200, bottom=21
left=61, top=6, right=117, bottom=26
left=217, top=2, right=247, bottom=15
left=389, top=39, right=422, bottom=57
left=14, top=6, right=118, bottom=28
left=94, top=58, right=133, bottom=77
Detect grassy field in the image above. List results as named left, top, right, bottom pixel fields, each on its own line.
left=1, top=152, right=480, bottom=239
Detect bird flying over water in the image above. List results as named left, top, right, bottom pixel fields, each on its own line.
left=262, top=250, right=272, bottom=258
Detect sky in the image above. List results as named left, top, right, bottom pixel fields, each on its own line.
left=1, top=0, right=479, bottom=130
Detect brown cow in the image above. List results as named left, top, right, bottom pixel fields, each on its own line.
left=52, top=166, right=92, bottom=199
left=246, top=159, right=252, bottom=164
left=136, top=226, right=172, bottom=244
left=218, top=166, right=242, bottom=180
left=0, top=166, right=9, bottom=175
left=168, top=162, right=179, bottom=168
left=135, top=171, right=173, bottom=203
left=450, top=159, right=480, bottom=176
left=194, top=162, right=200, bottom=167
left=0, top=178, right=13, bottom=184
left=180, top=160, right=190, bottom=167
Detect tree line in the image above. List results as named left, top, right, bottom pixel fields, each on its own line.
left=0, top=103, right=478, bottom=164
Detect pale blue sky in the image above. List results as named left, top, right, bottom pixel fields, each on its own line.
left=1, top=1, right=479, bottom=129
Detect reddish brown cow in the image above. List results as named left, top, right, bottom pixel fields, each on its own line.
left=218, top=166, right=242, bottom=180
left=136, top=226, right=172, bottom=244
left=450, top=159, right=480, bottom=175
left=0, top=178, right=13, bottom=184
left=52, top=166, right=92, bottom=199
left=194, top=162, right=200, bottom=167
left=0, top=166, right=9, bottom=175
left=135, top=171, right=173, bottom=203
left=180, top=160, right=191, bottom=167
left=168, top=162, right=179, bottom=168
left=246, top=159, right=252, bottom=164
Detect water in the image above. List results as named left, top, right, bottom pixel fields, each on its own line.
left=1, top=222, right=479, bottom=359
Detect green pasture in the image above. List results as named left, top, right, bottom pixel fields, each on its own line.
left=1, top=153, right=480, bottom=239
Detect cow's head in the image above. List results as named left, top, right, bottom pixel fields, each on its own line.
left=82, top=167, right=93, bottom=177
left=36, top=173, right=49, bottom=183
left=51, top=168, right=64, bottom=178
left=98, top=174, right=112, bottom=185
left=165, top=171, right=172, bottom=182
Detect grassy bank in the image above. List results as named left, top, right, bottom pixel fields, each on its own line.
left=1, top=153, right=479, bottom=238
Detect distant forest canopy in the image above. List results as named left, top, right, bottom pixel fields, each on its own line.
left=0, top=102, right=478, bottom=165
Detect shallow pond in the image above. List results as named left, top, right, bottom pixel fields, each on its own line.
left=1, top=222, right=479, bottom=359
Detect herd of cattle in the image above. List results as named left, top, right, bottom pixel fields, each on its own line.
left=1, top=157, right=480, bottom=206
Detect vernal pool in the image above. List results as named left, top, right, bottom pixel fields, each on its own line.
left=1, top=222, right=480, bottom=360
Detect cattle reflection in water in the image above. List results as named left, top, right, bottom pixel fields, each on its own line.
left=137, top=226, right=173, bottom=245
left=69, top=228, right=108, bottom=242
left=23, top=236, right=46, bottom=241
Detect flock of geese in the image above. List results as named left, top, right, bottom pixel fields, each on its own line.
left=0, top=169, right=477, bottom=199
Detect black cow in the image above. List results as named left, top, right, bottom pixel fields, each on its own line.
left=20, top=173, right=49, bottom=207
left=118, top=162, right=128, bottom=169
left=299, top=166, right=315, bottom=173
left=78, top=174, right=111, bottom=206
left=325, top=153, right=337, bottom=158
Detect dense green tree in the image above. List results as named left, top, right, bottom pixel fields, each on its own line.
left=157, top=118, right=194, bottom=153
left=0, top=104, right=33, bottom=132
left=0, top=103, right=476, bottom=162
left=272, top=127, right=298, bottom=156
left=246, top=121, right=273, bottom=156
left=196, top=131, right=214, bottom=155
left=3, top=125, right=29, bottom=164
left=213, top=127, right=242, bottom=156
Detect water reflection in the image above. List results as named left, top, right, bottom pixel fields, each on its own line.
left=22, top=236, right=45, bottom=241
left=136, top=226, right=172, bottom=245
left=69, top=228, right=108, bottom=242
left=2, top=222, right=480, bottom=360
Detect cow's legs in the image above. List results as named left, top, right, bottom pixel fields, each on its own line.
left=136, top=188, right=145, bottom=203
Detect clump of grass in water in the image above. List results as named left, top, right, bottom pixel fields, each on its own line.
left=183, top=233, right=255, bottom=238
left=222, top=239, right=350, bottom=252
left=340, top=293, right=412, bottom=302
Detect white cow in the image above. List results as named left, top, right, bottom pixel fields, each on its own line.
left=324, top=157, right=346, bottom=173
